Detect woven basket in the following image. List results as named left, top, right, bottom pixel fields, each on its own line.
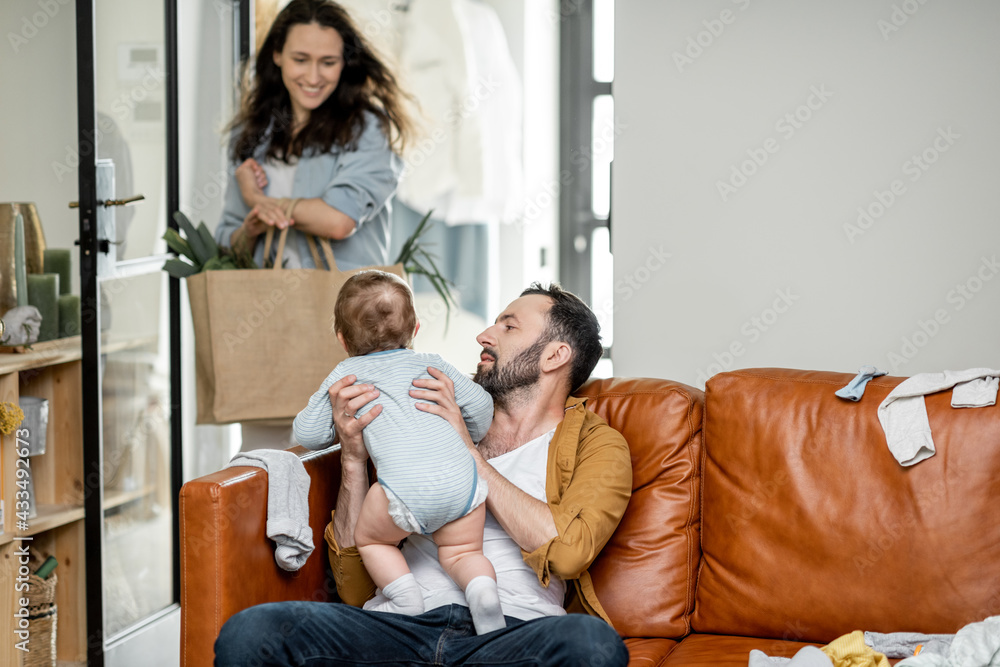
left=20, top=573, right=57, bottom=667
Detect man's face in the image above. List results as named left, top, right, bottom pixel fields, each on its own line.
left=473, top=295, right=553, bottom=401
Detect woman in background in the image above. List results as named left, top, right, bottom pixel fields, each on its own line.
left=216, top=0, right=412, bottom=272
left=215, top=0, right=413, bottom=449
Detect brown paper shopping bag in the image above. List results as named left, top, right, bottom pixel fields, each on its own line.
left=188, top=228, right=404, bottom=424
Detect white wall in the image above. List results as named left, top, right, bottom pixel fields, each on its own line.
left=0, top=0, right=79, bottom=289
left=613, top=0, right=1000, bottom=388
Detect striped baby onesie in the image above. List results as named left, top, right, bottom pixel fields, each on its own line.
left=294, top=349, right=494, bottom=534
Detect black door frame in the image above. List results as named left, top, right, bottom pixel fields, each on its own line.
left=76, top=0, right=182, bottom=663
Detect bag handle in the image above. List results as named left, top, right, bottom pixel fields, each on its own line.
left=259, top=198, right=340, bottom=272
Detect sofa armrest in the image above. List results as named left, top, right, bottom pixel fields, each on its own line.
left=180, top=445, right=342, bottom=667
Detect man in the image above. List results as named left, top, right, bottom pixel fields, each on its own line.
left=215, top=284, right=632, bottom=666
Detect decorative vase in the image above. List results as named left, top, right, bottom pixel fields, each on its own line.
left=0, top=203, right=47, bottom=316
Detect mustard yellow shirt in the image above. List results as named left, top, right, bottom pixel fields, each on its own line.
left=325, top=395, right=633, bottom=627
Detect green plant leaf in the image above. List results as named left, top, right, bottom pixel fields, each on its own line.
left=202, top=256, right=224, bottom=271
left=394, top=209, right=435, bottom=265
left=162, top=228, right=199, bottom=265
left=163, top=258, right=199, bottom=279
left=172, top=211, right=212, bottom=265
left=197, top=222, right=219, bottom=258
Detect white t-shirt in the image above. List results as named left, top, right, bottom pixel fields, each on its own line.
left=363, top=428, right=566, bottom=621
left=262, top=157, right=302, bottom=268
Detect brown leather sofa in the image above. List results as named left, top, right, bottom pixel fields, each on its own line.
left=180, top=369, right=1000, bottom=666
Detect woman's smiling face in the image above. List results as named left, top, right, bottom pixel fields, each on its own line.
left=273, top=22, right=345, bottom=127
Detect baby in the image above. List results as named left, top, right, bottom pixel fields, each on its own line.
left=294, top=270, right=505, bottom=635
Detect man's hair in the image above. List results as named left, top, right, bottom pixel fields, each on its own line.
left=519, top=282, right=602, bottom=394
left=334, top=271, right=416, bottom=356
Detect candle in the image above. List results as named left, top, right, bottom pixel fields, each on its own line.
left=43, top=248, right=72, bottom=296
left=58, top=294, right=80, bottom=338
left=26, top=273, right=59, bottom=342
left=14, top=213, right=28, bottom=307
left=57, top=294, right=80, bottom=338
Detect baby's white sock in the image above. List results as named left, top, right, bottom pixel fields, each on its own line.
left=465, top=575, right=506, bottom=635
left=370, top=573, right=425, bottom=616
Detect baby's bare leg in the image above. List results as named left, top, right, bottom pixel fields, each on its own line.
left=432, top=504, right=494, bottom=588
left=433, top=504, right=505, bottom=634
left=355, top=483, right=424, bottom=616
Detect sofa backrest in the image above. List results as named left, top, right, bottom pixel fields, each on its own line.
left=692, top=368, right=1000, bottom=642
left=576, top=377, right=704, bottom=639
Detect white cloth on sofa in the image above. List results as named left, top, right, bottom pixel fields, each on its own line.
left=227, top=449, right=314, bottom=571
left=748, top=646, right=833, bottom=666
left=951, top=375, right=999, bottom=408
left=877, top=368, right=1000, bottom=466
left=895, top=616, right=1000, bottom=666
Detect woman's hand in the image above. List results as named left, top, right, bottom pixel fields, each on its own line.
left=329, top=374, right=381, bottom=466
left=411, top=367, right=473, bottom=448
left=240, top=199, right=294, bottom=239
left=235, top=158, right=268, bottom=207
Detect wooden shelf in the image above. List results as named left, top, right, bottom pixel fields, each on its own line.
left=103, top=485, right=156, bottom=511
left=0, top=487, right=157, bottom=546
left=1, top=359, right=88, bottom=662
left=0, top=336, right=81, bottom=374
left=0, top=504, right=85, bottom=545
left=0, top=331, right=161, bottom=663
left=0, top=333, right=159, bottom=375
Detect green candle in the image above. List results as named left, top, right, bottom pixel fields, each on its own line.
left=58, top=294, right=80, bottom=338
left=43, top=248, right=72, bottom=296
left=26, top=273, right=59, bottom=342
left=14, top=213, right=28, bottom=307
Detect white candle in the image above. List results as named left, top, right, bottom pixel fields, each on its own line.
left=14, top=213, right=27, bottom=307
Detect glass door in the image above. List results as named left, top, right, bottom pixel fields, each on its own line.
left=76, top=0, right=181, bottom=664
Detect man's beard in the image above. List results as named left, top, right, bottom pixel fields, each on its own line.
left=473, top=338, right=548, bottom=407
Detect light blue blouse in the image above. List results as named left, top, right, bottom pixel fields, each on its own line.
left=214, top=112, right=403, bottom=271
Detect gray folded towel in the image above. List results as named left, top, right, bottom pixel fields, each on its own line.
left=227, top=449, right=314, bottom=571
left=864, top=630, right=953, bottom=659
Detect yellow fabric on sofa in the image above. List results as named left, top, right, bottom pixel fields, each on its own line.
left=822, top=630, right=890, bottom=667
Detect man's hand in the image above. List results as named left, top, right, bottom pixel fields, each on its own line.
left=411, top=367, right=558, bottom=552
left=411, top=367, right=471, bottom=446
left=330, top=374, right=381, bottom=548
left=329, top=374, right=381, bottom=465
left=235, top=158, right=268, bottom=207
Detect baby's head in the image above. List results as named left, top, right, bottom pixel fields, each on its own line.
left=334, top=270, right=417, bottom=356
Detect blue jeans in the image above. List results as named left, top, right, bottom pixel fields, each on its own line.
left=214, top=602, right=629, bottom=666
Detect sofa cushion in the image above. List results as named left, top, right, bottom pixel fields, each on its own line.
left=624, top=637, right=679, bottom=667
left=577, top=377, right=704, bottom=639
left=660, top=633, right=819, bottom=666
left=693, top=368, right=1000, bottom=642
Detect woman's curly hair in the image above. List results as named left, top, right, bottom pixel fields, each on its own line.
left=228, top=0, right=413, bottom=163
